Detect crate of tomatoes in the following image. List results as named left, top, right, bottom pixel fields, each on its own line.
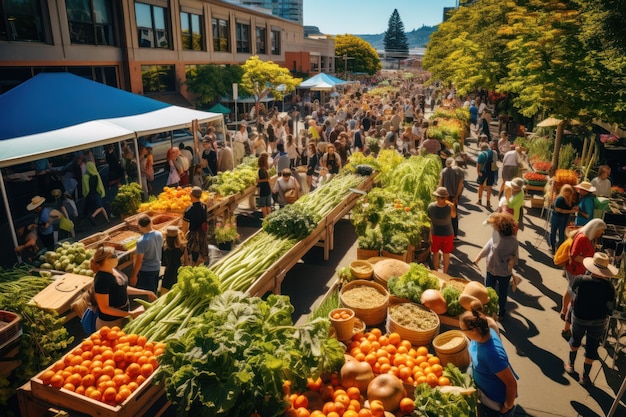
left=28, top=326, right=166, bottom=417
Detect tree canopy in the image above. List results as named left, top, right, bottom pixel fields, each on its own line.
left=383, top=9, right=409, bottom=58
left=423, top=0, right=626, bottom=125
left=185, top=64, right=243, bottom=107
left=335, top=34, right=382, bottom=76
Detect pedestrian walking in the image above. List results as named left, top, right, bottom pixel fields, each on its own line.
left=428, top=187, right=456, bottom=274
left=129, top=214, right=163, bottom=294
left=182, top=186, right=209, bottom=266
left=439, top=157, right=465, bottom=238
left=476, top=142, right=497, bottom=208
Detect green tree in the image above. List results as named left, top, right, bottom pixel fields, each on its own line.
left=185, top=64, right=244, bottom=107
left=240, top=56, right=301, bottom=126
left=383, top=9, right=409, bottom=58
left=335, top=34, right=381, bottom=76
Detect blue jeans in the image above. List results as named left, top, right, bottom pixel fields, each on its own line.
left=486, top=272, right=511, bottom=316
left=550, top=214, right=568, bottom=250
left=136, top=270, right=160, bottom=293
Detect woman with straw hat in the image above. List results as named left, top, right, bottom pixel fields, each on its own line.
left=564, top=252, right=617, bottom=385
left=26, top=195, right=56, bottom=251
left=574, top=181, right=596, bottom=226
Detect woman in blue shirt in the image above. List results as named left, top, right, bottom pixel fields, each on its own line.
left=574, top=181, right=596, bottom=226
left=460, top=307, right=518, bottom=416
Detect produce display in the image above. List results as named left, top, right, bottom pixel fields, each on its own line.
left=207, top=157, right=258, bottom=196
left=554, top=169, right=579, bottom=185
left=532, top=161, right=552, bottom=173
left=137, top=186, right=213, bottom=212
left=39, top=241, right=95, bottom=275
left=124, top=266, right=221, bottom=341
left=0, top=266, right=73, bottom=405
left=156, top=291, right=345, bottom=417
left=523, top=172, right=548, bottom=185
left=387, top=263, right=440, bottom=304
left=413, top=365, right=477, bottom=417
left=35, top=326, right=164, bottom=406
left=388, top=304, right=439, bottom=331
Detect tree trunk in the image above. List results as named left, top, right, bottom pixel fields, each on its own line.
left=550, top=121, right=565, bottom=176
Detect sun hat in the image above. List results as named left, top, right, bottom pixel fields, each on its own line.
left=432, top=187, right=450, bottom=198
left=506, top=177, right=525, bottom=190
left=27, top=196, right=46, bottom=211
left=191, top=186, right=203, bottom=198
left=166, top=226, right=179, bottom=237
left=583, top=252, right=618, bottom=278
left=574, top=181, right=596, bottom=193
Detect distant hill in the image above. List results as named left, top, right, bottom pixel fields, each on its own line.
left=356, top=25, right=437, bottom=50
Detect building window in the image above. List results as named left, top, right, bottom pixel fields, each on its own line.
left=141, top=65, right=175, bottom=93
left=0, top=0, right=48, bottom=42
left=235, top=22, right=249, bottom=53
left=66, top=0, right=115, bottom=45
left=270, top=29, right=280, bottom=55
left=255, top=26, right=266, bottom=54
left=180, top=11, right=202, bottom=51
left=135, top=2, right=169, bottom=49
left=212, top=17, right=228, bottom=52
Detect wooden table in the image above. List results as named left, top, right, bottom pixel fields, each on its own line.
left=30, top=273, right=94, bottom=321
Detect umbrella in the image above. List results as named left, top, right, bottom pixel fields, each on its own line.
left=208, top=103, right=231, bottom=114
left=536, top=117, right=580, bottom=127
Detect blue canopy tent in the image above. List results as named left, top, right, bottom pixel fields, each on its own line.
left=0, top=72, right=223, bottom=257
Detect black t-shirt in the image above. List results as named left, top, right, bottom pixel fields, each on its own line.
left=183, top=201, right=207, bottom=231
left=258, top=168, right=271, bottom=196
left=94, top=270, right=129, bottom=321
left=202, top=149, right=218, bottom=175
left=572, top=274, right=616, bottom=320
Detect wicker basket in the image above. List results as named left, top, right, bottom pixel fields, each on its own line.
left=329, top=308, right=356, bottom=341
left=373, top=259, right=411, bottom=289
left=356, top=248, right=380, bottom=260
left=350, top=260, right=374, bottom=280
left=340, top=280, right=389, bottom=326
left=381, top=245, right=415, bottom=263
left=386, top=301, right=440, bottom=347
left=432, top=330, right=470, bottom=370
left=0, top=311, right=21, bottom=347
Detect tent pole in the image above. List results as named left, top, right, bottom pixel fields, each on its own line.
left=132, top=134, right=141, bottom=182
left=0, top=170, right=20, bottom=262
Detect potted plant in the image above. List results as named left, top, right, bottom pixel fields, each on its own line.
left=382, top=233, right=411, bottom=261
left=111, top=182, right=143, bottom=219
left=356, top=226, right=383, bottom=259
left=213, top=217, right=240, bottom=251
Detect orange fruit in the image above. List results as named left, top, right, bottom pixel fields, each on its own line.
left=358, top=408, right=373, bottom=417
left=103, top=386, right=117, bottom=402
left=334, top=393, right=350, bottom=407
left=118, top=387, right=131, bottom=401
left=399, top=398, right=415, bottom=414
left=127, top=381, right=139, bottom=392
left=327, top=412, right=340, bottom=417
left=295, top=407, right=310, bottom=417
left=126, top=334, right=139, bottom=346
left=52, top=360, right=65, bottom=372
left=416, top=346, right=429, bottom=357
left=81, top=374, right=96, bottom=388
left=50, top=374, right=64, bottom=388
left=323, top=401, right=336, bottom=414
left=63, top=382, right=76, bottom=392
left=307, top=377, right=323, bottom=391
left=427, top=356, right=441, bottom=366
left=81, top=339, right=94, bottom=351
left=140, top=363, right=154, bottom=378
left=369, top=400, right=385, bottom=417
left=113, top=350, right=125, bottom=363
left=99, top=326, right=111, bottom=339
left=425, top=373, right=439, bottom=388
left=40, top=370, right=56, bottom=385
left=102, top=365, right=116, bottom=378
left=430, top=364, right=443, bottom=377
left=438, top=376, right=451, bottom=386
left=310, top=411, right=325, bottom=417
left=293, top=394, right=308, bottom=409
left=346, top=386, right=360, bottom=401
left=369, top=328, right=382, bottom=338
left=388, top=332, right=401, bottom=346
left=126, top=363, right=141, bottom=377
left=88, top=388, right=102, bottom=401
left=333, top=401, right=346, bottom=416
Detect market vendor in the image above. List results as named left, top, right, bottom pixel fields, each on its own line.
left=26, top=195, right=58, bottom=251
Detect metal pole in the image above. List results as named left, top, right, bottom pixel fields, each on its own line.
left=0, top=170, right=20, bottom=262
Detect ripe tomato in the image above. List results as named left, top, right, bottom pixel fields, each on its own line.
left=399, top=398, right=415, bottom=414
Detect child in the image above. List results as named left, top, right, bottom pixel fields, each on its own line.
left=191, top=164, right=205, bottom=188
left=161, top=226, right=187, bottom=295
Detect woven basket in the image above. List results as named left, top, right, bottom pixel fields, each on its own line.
left=0, top=310, right=21, bottom=347
left=432, top=330, right=470, bottom=370
left=386, top=301, right=440, bottom=347
left=373, top=259, right=411, bottom=289
left=340, top=280, right=389, bottom=326
left=350, top=260, right=374, bottom=280
left=329, top=308, right=356, bottom=341
left=381, top=245, right=415, bottom=263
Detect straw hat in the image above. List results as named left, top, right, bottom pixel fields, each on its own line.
left=583, top=252, right=618, bottom=278
left=506, top=177, right=525, bottom=191
left=432, top=187, right=450, bottom=198
left=27, top=196, right=46, bottom=211
left=575, top=181, right=596, bottom=193
left=166, top=226, right=179, bottom=237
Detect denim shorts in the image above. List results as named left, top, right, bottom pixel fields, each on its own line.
left=570, top=314, right=607, bottom=360
left=259, top=194, right=273, bottom=207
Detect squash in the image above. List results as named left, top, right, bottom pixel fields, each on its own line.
left=340, top=358, right=375, bottom=392
left=458, top=293, right=480, bottom=311
left=366, top=374, right=405, bottom=411
left=462, top=281, right=489, bottom=305
left=420, top=289, right=448, bottom=314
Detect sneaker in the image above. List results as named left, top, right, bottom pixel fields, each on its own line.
left=579, top=374, right=592, bottom=385
left=564, top=363, right=575, bottom=374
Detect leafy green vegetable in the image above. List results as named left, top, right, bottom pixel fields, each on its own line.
left=441, top=287, right=464, bottom=317
left=412, top=364, right=477, bottom=417
left=483, top=287, right=500, bottom=316
left=157, top=291, right=345, bottom=417
left=310, top=288, right=340, bottom=321
left=387, top=263, right=440, bottom=303
left=263, top=205, right=317, bottom=240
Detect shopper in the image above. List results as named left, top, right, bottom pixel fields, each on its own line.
left=460, top=306, right=518, bottom=416
left=573, top=181, right=596, bottom=226
left=273, top=168, right=300, bottom=207
left=25, top=196, right=56, bottom=251
left=129, top=214, right=163, bottom=294
left=503, top=177, right=525, bottom=224
left=473, top=213, right=519, bottom=319
left=590, top=165, right=611, bottom=197
left=182, top=186, right=208, bottom=266
left=161, top=226, right=187, bottom=295
left=439, top=158, right=465, bottom=239
left=564, top=252, right=617, bottom=385
left=320, top=144, right=342, bottom=175
left=82, top=161, right=110, bottom=224
left=549, top=184, right=577, bottom=253
left=257, top=152, right=273, bottom=218
left=306, top=143, right=320, bottom=191
left=428, top=187, right=456, bottom=274
left=476, top=142, right=497, bottom=208
left=92, top=246, right=156, bottom=330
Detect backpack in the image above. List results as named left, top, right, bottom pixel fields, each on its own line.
left=490, top=150, right=498, bottom=172
left=553, top=236, right=573, bottom=267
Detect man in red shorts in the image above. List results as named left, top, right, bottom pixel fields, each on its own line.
left=428, top=187, right=457, bottom=274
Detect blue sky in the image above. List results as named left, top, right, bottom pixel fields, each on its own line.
left=303, top=0, right=459, bottom=35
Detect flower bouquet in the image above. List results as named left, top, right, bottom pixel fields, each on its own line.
left=532, top=161, right=552, bottom=174
left=523, top=172, right=548, bottom=186
left=214, top=217, right=240, bottom=250
left=600, top=134, right=620, bottom=146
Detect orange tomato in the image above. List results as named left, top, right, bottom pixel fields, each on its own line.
left=430, top=364, right=443, bottom=377
left=295, top=407, right=310, bottom=417
left=425, top=373, right=439, bottom=388
left=346, top=386, right=361, bottom=401
left=293, top=394, right=308, bottom=409
left=136, top=335, right=147, bottom=347
left=438, top=376, right=451, bottom=386
left=358, top=408, right=373, bottom=417
left=307, top=377, right=323, bottom=392
left=369, top=400, right=385, bottom=417
left=369, top=328, right=382, bottom=338
left=399, top=398, right=415, bottom=414
left=359, top=340, right=372, bottom=354
left=378, top=335, right=389, bottom=346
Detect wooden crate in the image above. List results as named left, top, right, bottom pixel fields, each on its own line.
left=31, top=273, right=93, bottom=316
left=28, top=367, right=166, bottom=417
